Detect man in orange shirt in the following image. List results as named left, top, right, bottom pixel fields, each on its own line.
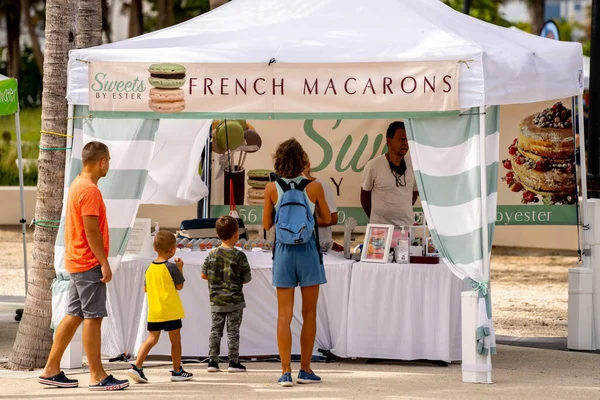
left=39, top=141, right=129, bottom=391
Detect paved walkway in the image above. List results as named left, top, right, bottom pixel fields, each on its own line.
left=1, top=344, right=600, bottom=399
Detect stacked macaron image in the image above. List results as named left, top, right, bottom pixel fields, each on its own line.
left=247, top=169, right=272, bottom=205
left=147, top=63, right=186, bottom=114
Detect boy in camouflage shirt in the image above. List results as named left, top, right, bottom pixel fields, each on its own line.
left=201, top=216, right=252, bottom=373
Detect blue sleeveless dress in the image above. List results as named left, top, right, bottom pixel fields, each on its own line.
left=272, top=177, right=327, bottom=288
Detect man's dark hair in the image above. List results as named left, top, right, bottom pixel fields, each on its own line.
left=386, top=121, right=406, bottom=140
left=216, top=216, right=239, bottom=241
left=82, top=141, right=109, bottom=165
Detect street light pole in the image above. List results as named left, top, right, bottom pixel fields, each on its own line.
left=463, top=0, right=473, bottom=14
left=588, top=0, right=600, bottom=197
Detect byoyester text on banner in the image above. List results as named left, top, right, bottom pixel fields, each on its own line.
left=87, top=61, right=461, bottom=115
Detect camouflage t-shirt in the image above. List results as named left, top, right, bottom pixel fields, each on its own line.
left=202, top=247, right=252, bottom=312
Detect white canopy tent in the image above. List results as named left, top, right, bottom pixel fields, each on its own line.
left=67, top=0, right=582, bottom=108
left=54, top=0, right=585, bottom=383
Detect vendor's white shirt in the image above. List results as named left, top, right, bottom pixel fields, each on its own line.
left=315, top=177, right=337, bottom=245
left=361, top=154, right=417, bottom=229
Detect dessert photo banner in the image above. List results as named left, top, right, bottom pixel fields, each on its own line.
left=497, top=99, right=578, bottom=226
left=87, top=61, right=460, bottom=115
left=211, top=111, right=578, bottom=226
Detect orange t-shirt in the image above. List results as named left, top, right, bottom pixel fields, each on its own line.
left=65, top=175, right=109, bottom=273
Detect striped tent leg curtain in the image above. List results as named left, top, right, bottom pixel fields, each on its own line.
left=405, top=106, right=499, bottom=356
left=51, top=105, right=159, bottom=355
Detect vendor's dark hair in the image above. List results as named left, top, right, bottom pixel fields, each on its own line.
left=386, top=121, right=406, bottom=139
left=273, top=138, right=309, bottom=179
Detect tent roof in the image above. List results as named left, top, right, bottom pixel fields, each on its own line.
left=67, top=0, right=584, bottom=109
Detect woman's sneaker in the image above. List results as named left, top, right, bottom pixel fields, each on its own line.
left=207, top=360, right=220, bottom=372
left=127, top=364, right=148, bottom=383
left=297, top=370, right=321, bottom=384
left=171, top=367, right=193, bottom=382
left=278, top=372, right=294, bottom=387
left=227, top=360, right=246, bottom=373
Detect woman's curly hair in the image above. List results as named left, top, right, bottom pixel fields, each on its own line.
left=273, top=138, right=309, bottom=179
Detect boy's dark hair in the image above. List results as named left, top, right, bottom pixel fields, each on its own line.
left=386, top=121, right=406, bottom=140
left=216, top=216, right=239, bottom=241
left=154, top=230, right=176, bottom=253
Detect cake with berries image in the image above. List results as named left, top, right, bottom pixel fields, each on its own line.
left=503, top=102, right=576, bottom=205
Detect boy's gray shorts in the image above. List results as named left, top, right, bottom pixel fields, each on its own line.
left=67, top=265, right=108, bottom=319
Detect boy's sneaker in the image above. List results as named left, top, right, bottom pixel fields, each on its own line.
left=278, top=372, right=294, bottom=387
left=297, top=369, right=321, bottom=384
left=207, top=360, right=220, bottom=372
left=170, top=367, right=193, bottom=382
left=127, top=364, right=148, bottom=383
left=227, top=360, right=246, bottom=373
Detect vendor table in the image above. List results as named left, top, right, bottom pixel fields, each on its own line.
left=347, top=262, right=470, bottom=362
left=101, top=250, right=354, bottom=358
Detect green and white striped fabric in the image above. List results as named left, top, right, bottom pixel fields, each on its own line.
left=51, top=105, right=159, bottom=329
left=405, top=106, right=499, bottom=355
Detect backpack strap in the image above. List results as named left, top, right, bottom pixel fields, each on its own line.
left=276, top=178, right=291, bottom=192
left=313, top=211, right=323, bottom=265
left=294, top=178, right=311, bottom=192
left=276, top=178, right=310, bottom=193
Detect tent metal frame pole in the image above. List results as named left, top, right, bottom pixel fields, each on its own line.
left=15, top=109, right=28, bottom=297
left=66, top=104, right=74, bottom=174
left=478, top=106, right=492, bottom=384
left=577, top=95, right=591, bottom=258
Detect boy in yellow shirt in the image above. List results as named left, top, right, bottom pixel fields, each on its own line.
left=127, top=231, right=193, bottom=383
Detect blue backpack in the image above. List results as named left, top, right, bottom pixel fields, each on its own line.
left=275, top=178, right=315, bottom=245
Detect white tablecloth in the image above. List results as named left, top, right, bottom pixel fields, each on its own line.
left=347, top=262, right=470, bottom=362
left=101, top=250, right=354, bottom=358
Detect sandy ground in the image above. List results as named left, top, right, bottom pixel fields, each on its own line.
left=0, top=225, right=578, bottom=339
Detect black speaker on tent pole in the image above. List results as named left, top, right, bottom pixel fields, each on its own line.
left=197, top=129, right=213, bottom=218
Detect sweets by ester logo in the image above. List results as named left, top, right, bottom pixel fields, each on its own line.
left=147, top=63, right=187, bottom=114
left=90, top=63, right=187, bottom=114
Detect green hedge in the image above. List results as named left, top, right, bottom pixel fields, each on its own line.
left=0, top=140, right=38, bottom=186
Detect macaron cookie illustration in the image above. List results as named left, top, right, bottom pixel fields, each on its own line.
left=147, top=63, right=186, bottom=114
left=246, top=169, right=272, bottom=205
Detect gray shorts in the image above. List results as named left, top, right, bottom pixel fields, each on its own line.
left=67, top=265, right=107, bottom=319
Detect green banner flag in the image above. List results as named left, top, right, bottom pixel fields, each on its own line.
left=0, top=78, right=18, bottom=115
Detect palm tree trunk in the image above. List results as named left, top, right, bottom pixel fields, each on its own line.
left=157, top=0, right=174, bottom=29
left=101, top=0, right=112, bottom=42
left=21, top=0, right=45, bottom=74
left=5, top=0, right=21, bottom=79
left=128, top=0, right=143, bottom=37
left=7, top=0, right=78, bottom=370
left=77, top=0, right=102, bottom=47
left=209, top=0, right=227, bottom=10
left=527, top=0, right=546, bottom=35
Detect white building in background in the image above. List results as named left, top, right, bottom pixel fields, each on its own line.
left=545, top=0, right=591, bottom=25
left=500, top=0, right=591, bottom=25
